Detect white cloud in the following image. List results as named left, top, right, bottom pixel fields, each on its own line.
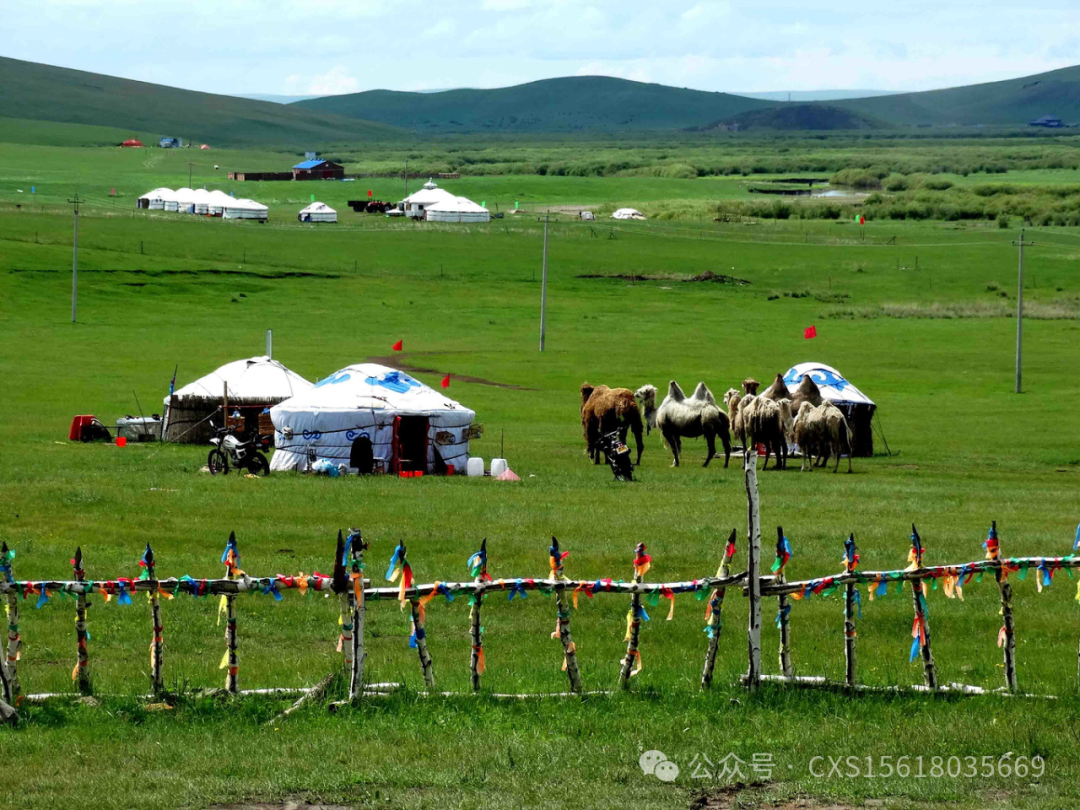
left=285, top=66, right=361, bottom=96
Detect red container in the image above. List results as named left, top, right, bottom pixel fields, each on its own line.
left=69, top=415, right=95, bottom=441
left=446, top=465, right=455, bottom=476
left=116, top=436, right=127, bottom=448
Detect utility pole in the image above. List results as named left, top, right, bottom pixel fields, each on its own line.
left=68, top=194, right=81, bottom=323
left=539, top=213, right=549, bottom=352
left=1012, top=229, right=1035, bottom=393
left=187, top=161, right=194, bottom=189
left=403, top=160, right=408, bottom=199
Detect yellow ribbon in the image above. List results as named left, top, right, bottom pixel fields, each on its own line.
left=219, top=649, right=230, bottom=669
left=217, top=594, right=228, bottom=626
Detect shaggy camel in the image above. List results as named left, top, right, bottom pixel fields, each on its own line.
left=633, top=385, right=658, bottom=435
left=820, top=401, right=853, bottom=473
left=761, top=372, right=789, bottom=402
left=656, top=381, right=731, bottom=468
left=792, top=402, right=827, bottom=472
left=742, top=378, right=761, bottom=396
left=580, top=383, right=645, bottom=466
left=790, top=374, right=824, bottom=415
left=725, top=390, right=787, bottom=470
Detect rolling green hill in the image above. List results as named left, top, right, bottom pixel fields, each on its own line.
left=833, top=64, right=1080, bottom=126
left=0, top=56, right=400, bottom=147
left=690, top=104, right=883, bottom=132
left=294, top=75, right=773, bottom=133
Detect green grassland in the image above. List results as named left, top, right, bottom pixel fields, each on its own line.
left=3, top=140, right=1080, bottom=809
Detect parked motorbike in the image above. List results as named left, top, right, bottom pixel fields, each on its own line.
left=208, top=423, right=270, bottom=476
left=596, top=429, right=634, bottom=482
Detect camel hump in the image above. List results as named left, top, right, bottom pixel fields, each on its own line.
left=667, top=380, right=685, bottom=402
left=691, top=382, right=717, bottom=406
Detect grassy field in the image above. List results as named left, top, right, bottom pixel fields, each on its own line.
left=2, top=142, right=1080, bottom=809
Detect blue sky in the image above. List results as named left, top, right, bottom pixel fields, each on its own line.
left=2, top=0, right=1077, bottom=97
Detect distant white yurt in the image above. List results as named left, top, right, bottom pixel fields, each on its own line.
left=298, top=201, right=337, bottom=223
left=138, top=188, right=172, bottom=210
left=270, top=364, right=476, bottom=475
left=401, top=178, right=455, bottom=218
left=611, top=208, right=646, bottom=220
left=425, top=196, right=490, bottom=223
left=191, top=188, right=213, bottom=215
left=223, top=198, right=269, bottom=221
left=163, top=356, right=313, bottom=444
left=782, top=362, right=877, bottom=456
left=174, top=187, right=201, bottom=214
left=167, top=188, right=193, bottom=213
left=205, top=190, right=233, bottom=216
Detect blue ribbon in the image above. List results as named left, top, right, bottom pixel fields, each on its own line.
left=36, top=587, right=50, bottom=609
left=117, top=582, right=132, bottom=606
left=876, top=578, right=888, bottom=597
left=851, top=589, right=862, bottom=618
left=385, top=544, right=404, bottom=581
left=775, top=603, right=791, bottom=629
left=263, top=581, right=283, bottom=601
left=437, top=582, right=455, bottom=602
left=1074, top=523, right=1079, bottom=552
left=142, top=544, right=152, bottom=566
left=636, top=603, right=650, bottom=622
left=909, top=635, right=921, bottom=662
left=221, top=537, right=239, bottom=565
left=508, top=579, right=528, bottom=600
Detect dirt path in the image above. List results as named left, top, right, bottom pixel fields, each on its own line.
left=368, top=355, right=534, bottom=390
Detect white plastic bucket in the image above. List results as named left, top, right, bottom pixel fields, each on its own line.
left=490, top=458, right=508, bottom=478
left=467, top=457, right=485, bottom=477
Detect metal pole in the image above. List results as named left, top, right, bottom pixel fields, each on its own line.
left=1015, top=229, right=1024, bottom=394
left=266, top=329, right=272, bottom=359
left=539, top=214, right=549, bottom=352
left=69, top=195, right=80, bottom=323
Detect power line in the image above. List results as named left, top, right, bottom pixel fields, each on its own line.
left=67, top=194, right=81, bottom=323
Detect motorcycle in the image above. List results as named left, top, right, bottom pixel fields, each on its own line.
left=208, top=423, right=270, bottom=476
left=596, top=429, right=634, bottom=482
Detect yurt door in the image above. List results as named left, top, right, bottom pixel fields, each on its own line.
left=392, top=416, right=430, bottom=474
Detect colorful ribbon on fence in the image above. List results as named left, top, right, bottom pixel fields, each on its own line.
left=772, top=535, right=792, bottom=574
left=633, top=543, right=651, bottom=579
left=385, top=543, right=412, bottom=606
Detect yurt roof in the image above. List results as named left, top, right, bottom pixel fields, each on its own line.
left=272, top=363, right=474, bottom=418
left=165, top=356, right=313, bottom=405
left=425, top=196, right=488, bottom=213
left=227, top=198, right=267, bottom=211
left=206, top=190, right=233, bottom=204
left=782, top=362, right=874, bottom=406
left=402, top=180, right=455, bottom=206
left=139, top=187, right=173, bottom=200
left=299, top=201, right=335, bottom=214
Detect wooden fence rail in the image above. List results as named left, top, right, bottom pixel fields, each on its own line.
left=1, top=460, right=1079, bottom=721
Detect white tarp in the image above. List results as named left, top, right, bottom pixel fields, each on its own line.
left=425, top=195, right=490, bottom=223
left=165, top=356, right=312, bottom=406
left=611, top=208, right=646, bottom=220
left=782, top=362, right=875, bottom=406
left=298, top=201, right=337, bottom=223
left=269, top=363, right=475, bottom=473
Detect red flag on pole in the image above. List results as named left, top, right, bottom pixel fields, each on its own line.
left=804, top=325, right=817, bottom=339
left=859, top=215, right=865, bottom=226
left=441, top=374, right=450, bottom=389
left=392, top=340, right=403, bottom=351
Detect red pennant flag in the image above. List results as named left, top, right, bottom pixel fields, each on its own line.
left=392, top=340, right=403, bottom=351
left=804, top=325, right=817, bottom=339
left=859, top=215, right=865, bottom=226
left=441, top=374, right=450, bottom=389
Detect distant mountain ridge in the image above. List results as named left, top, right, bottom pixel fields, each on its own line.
left=0, top=56, right=399, bottom=146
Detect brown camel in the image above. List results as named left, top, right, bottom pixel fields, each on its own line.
left=581, top=383, right=645, bottom=466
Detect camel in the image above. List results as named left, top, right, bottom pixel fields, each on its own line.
left=580, top=383, right=645, bottom=466
left=761, top=372, right=790, bottom=402
left=656, top=380, right=731, bottom=468
left=634, top=385, right=658, bottom=435
left=820, top=402, right=854, bottom=473
left=791, top=374, right=824, bottom=415
left=742, top=378, right=761, bottom=396
left=727, top=389, right=787, bottom=470
left=792, top=401, right=827, bottom=472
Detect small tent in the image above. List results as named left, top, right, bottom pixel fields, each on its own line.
left=269, top=363, right=475, bottom=475
left=121, top=139, right=144, bottom=148
left=163, top=356, right=313, bottom=443
left=782, top=362, right=877, bottom=456
left=425, top=196, right=490, bottom=223
left=298, top=201, right=337, bottom=223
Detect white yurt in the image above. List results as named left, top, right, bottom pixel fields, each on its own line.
left=425, top=196, right=490, bottom=223
left=298, top=201, right=337, bottom=223
left=167, top=188, right=193, bottom=213
left=401, top=178, right=455, bottom=218
left=162, top=356, right=313, bottom=443
left=138, top=188, right=172, bottom=210
left=205, top=190, right=233, bottom=216
left=782, top=362, right=877, bottom=456
left=269, top=364, right=475, bottom=475
left=192, top=188, right=213, bottom=215
left=223, top=198, right=269, bottom=221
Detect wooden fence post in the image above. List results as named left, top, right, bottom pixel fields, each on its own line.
left=394, top=543, right=434, bottom=689
left=843, top=534, right=859, bottom=688
left=618, top=543, right=650, bottom=687
left=72, top=547, right=92, bottom=695
left=985, top=521, right=1016, bottom=691
left=701, top=529, right=737, bottom=689
left=348, top=529, right=367, bottom=702
left=774, top=527, right=793, bottom=679
left=468, top=539, right=488, bottom=692
left=909, top=525, right=937, bottom=689
left=744, top=451, right=762, bottom=689
left=550, top=537, right=582, bottom=694
left=143, top=544, right=165, bottom=697
left=221, top=532, right=240, bottom=694
left=332, top=530, right=355, bottom=688
left=1, top=542, right=20, bottom=704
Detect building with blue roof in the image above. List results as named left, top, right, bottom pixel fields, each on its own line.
left=292, top=158, right=345, bottom=180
